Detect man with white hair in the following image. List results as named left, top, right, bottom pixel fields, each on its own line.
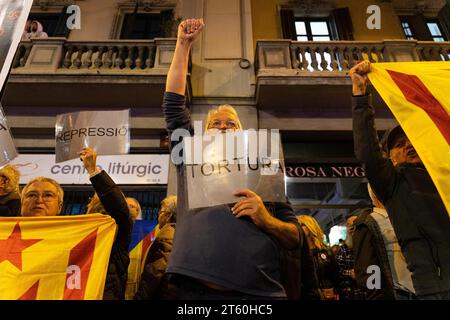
left=21, top=177, right=64, bottom=217
left=161, top=19, right=301, bottom=299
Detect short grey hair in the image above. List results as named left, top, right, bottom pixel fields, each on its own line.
left=21, top=177, right=64, bottom=214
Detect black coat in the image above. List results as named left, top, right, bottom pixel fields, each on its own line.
left=90, top=171, right=132, bottom=300
left=353, top=209, right=396, bottom=300
left=0, top=192, right=21, bottom=217
left=352, top=94, right=450, bottom=297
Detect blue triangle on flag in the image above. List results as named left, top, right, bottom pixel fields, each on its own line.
left=128, top=220, right=158, bottom=252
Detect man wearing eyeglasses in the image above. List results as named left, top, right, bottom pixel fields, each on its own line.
left=350, top=61, right=450, bottom=300
left=161, top=19, right=301, bottom=300
left=21, top=177, right=63, bottom=217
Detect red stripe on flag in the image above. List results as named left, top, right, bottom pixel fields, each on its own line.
left=18, top=280, right=39, bottom=300
left=387, top=69, right=450, bottom=146
left=63, top=229, right=98, bottom=300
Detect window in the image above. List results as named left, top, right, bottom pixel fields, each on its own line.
left=426, top=20, right=446, bottom=42
left=401, top=21, right=414, bottom=40
left=295, top=19, right=334, bottom=71
left=27, top=12, right=71, bottom=37
left=120, top=13, right=162, bottom=40
left=295, top=19, right=332, bottom=41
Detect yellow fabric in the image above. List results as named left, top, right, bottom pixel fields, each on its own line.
left=125, top=240, right=143, bottom=300
left=0, top=214, right=117, bottom=300
left=369, top=61, right=450, bottom=216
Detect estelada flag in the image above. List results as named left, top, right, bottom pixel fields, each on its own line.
left=369, top=61, right=450, bottom=216
left=0, top=214, right=117, bottom=300
left=125, top=219, right=157, bottom=300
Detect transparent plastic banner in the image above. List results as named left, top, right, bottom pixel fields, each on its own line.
left=0, top=0, right=34, bottom=93
left=0, top=103, right=17, bottom=168
left=183, top=130, right=286, bottom=210
left=55, top=109, right=130, bottom=163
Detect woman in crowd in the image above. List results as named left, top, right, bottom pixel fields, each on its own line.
left=0, top=164, right=21, bottom=216
left=298, top=215, right=341, bottom=300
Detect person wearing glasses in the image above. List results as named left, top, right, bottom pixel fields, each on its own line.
left=162, top=19, right=301, bottom=299
left=0, top=164, right=21, bottom=216
left=20, top=148, right=132, bottom=300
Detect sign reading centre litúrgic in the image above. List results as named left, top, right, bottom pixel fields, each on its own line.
left=55, top=110, right=131, bottom=163
left=0, top=0, right=34, bottom=167
left=11, top=154, right=169, bottom=185
left=182, top=130, right=286, bottom=209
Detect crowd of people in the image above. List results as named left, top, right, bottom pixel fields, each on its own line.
left=0, top=19, right=449, bottom=300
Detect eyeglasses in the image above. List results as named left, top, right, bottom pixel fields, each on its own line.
left=208, top=119, right=238, bottom=130
left=25, top=191, right=58, bottom=202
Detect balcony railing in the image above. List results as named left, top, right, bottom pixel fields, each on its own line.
left=11, top=38, right=177, bottom=74
left=256, top=40, right=450, bottom=74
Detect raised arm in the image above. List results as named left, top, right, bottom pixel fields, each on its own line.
left=349, top=61, right=398, bottom=203
left=166, top=19, right=204, bottom=95
left=80, top=147, right=132, bottom=249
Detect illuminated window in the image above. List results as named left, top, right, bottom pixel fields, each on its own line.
left=401, top=21, right=414, bottom=40
left=294, top=19, right=334, bottom=71
left=426, top=21, right=446, bottom=42
left=295, top=19, right=332, bottom=41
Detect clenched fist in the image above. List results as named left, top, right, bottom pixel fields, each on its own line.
left=349, top=60, right=371, bottom=96
left=79, top=147, right=98, bottom=175
left=177, top=19, right=204, bottom=45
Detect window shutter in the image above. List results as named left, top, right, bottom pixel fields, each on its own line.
left=438, top=3, right=450, bottom=40
left=330, top=7, right=354, bottom=40
left=121, top=2, right=139, bottom=39
left=280, top=9, right=296, bottom=40
left=160, top=9, right=174, bottom=37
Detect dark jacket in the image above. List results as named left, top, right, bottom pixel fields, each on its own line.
left=353, top=209, right=395, bottom=300
left=90, top=170, right=132, bottom=300
left=352, top=94, right=450, bottom=297
left=134, top=223, right=176, bottom=300
left=0, top=192, right=21, bottom=216
left=311, top=248, right=340, bottom=299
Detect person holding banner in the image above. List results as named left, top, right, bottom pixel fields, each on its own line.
left=0, top=164, right=20, bottom=216
left=349, top=61, right=450, bottom=299
left=161, top=19, right=301, bottom=299
left=80, top=147, right=133, bottom=300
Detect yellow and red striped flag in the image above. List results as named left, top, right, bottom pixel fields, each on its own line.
left=369, top=61, right=450, bottom=216
left=0, top=214, right=117, bottom=300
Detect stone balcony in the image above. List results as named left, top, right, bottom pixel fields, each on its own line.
left=255, top=39, right=450, bottom=127
left=2, top=37, right=187, bottom=109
